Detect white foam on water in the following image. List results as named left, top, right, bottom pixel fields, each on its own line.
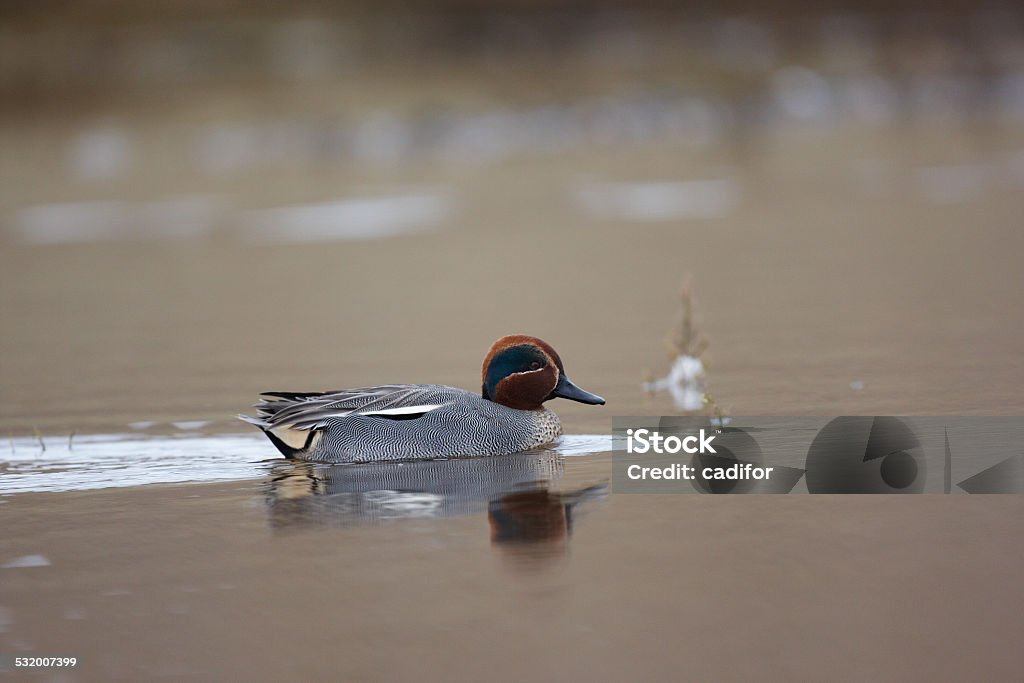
left=172, top=421, right=210, bottom=431
left=16, top=201, right=129, bottom=244
left=134, top=197, right=225, bottom=239
left=0, top=432, right=612, bottom=494
left=1, top=555, right=51, bottom=569
left=240, top=192, right=450, bottom=244
left=15, top=196, right=223, bottom=244
left=574, top=179, right=739, bottom=221
left=1, top=433, right=273, bottom=495
left=555, top=434, right=614, bottom=457
left=14, top=192, right=444, bottom=246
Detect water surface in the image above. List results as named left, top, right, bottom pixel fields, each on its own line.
left=0, top=433, right=612, bottom=495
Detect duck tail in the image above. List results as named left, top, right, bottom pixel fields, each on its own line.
left=238, top=413, right=269, bottom=429
left=261, top=428, right=304, bottom=459
left=238, top=413, right=314, bottom=459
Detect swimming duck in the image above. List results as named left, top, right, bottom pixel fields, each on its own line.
left=241, top=334, right=604, bottom=463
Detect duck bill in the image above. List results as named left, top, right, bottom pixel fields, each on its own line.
left=551, top=375, right=605, bottom=405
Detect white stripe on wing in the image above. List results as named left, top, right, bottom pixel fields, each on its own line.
left=359, top=404, right=446, bottom=417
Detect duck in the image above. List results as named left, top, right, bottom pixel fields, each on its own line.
left=240, top=334, right=605, bottom=463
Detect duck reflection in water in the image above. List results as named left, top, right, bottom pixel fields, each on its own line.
left=486, top=484, right=605, bottom=565
left=263, top=452, right=606, bottom=554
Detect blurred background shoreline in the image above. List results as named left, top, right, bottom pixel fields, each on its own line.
left=4, top=2, right=1024, bottom=192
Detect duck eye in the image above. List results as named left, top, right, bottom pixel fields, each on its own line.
left=529, top=361, right=542, bottom=370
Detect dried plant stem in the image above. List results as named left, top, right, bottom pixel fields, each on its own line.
left=666, top=277, right=709, bottom=361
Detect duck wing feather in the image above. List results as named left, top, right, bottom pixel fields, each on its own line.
left=241, top=384, right=469, bottom=431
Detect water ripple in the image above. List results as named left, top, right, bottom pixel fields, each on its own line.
left=0, top=433, right=612, bottom=495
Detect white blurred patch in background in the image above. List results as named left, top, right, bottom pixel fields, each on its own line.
left=239, top=191, right=451, bottom=244
left=69, top=126, right=133, bottom=181
left=643, top=355, right=707, bottom=412
left=574, top=179, right=740, bottom=222
left=772, top=66, right=836, bottom=124
left=16, top=196, right=224, bottom=244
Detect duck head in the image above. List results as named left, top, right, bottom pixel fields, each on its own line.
left=481, top=334, right=605, bottom=411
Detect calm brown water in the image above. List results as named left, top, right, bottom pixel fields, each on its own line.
left=2, top=127, right=1022, bottom=680
left=3, top=128, right=1023, bottom=434
left=2, top=481, right=1022, bottom=681
left=2, top=7, right=1024, bottom=680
